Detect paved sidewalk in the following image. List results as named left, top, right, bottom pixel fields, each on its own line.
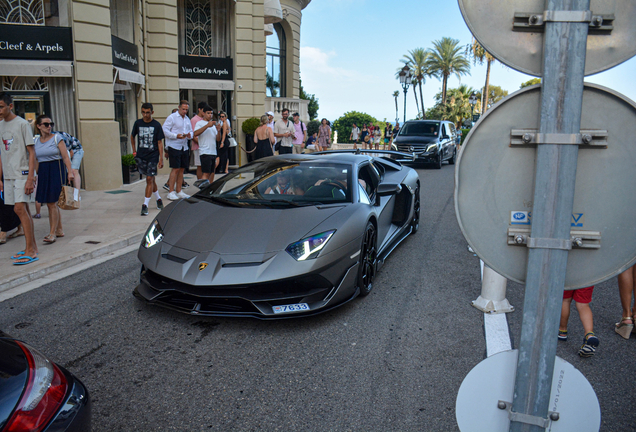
left=0, top=173, right=201, bottom=294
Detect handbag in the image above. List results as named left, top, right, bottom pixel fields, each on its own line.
left=56, top=158, right=80, bottom=210
left=228, top=137, right=237, bottom=147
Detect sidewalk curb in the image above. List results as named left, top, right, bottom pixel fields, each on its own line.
left=0, top=230, right=145, bottom=294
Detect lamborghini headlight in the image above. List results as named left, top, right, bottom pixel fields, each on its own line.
left=143, top=220, right=164, bottom=249
left=286, top=230, right=335, bottom=261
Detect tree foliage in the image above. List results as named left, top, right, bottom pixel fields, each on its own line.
left=299, top=78, right=319, bottom=120
left=467, top=38, right=496, bottom=113
left=332, top=111, right=379, bottom=143
left=475, top=85, right=508, bottom=110
left=399, top=48, right=430, bottom=118
left=307, top=120, right=320, bottom=136
left=425, top=84, right=475, bottom=126
left=520, top=78, right=541, bottom=88
left=425, top=37, right=470, bottom=106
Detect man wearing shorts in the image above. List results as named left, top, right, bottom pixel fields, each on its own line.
left=190, top=101, right=208, bottom=180
left=131, top=102, right=165, bottom=216
left=349, top=123, right=360, bottom=150
left=163, top=100, right=193, bottom=200
left=193, top=105, right=219, bottom=183
left=0, top=92, right=38, bottom=265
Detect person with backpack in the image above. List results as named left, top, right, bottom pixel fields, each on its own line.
left=292, top=112, right=307, bottom=154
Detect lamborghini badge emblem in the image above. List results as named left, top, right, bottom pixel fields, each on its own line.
left=198, top=262, right=208, bottom=271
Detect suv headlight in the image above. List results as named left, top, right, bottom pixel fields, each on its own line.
left=143, top=220, right=164, bottom=249
left=426, top=144, right=438, bottom=153
left=286, top=230, right=335, bottom=261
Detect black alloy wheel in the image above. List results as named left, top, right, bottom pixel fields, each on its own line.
left=449, top=148, right=456, bottom=165
left=357, top=222, right=377, bottom=297
left=435, top=153, right=443, bottom=169
left=411, top=185, right=420, bottom=234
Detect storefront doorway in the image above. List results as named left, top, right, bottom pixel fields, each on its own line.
left=12, top=94, right=47, bottom=131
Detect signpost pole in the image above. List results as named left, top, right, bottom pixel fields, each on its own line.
left=510, top=1, right=590, bottom=431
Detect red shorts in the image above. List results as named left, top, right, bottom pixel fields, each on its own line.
left=563, top=286, right=594, bottom=303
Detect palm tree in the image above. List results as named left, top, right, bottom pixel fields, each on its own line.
left=401, top=48, right=430, bottom=118
left=468, top=38, right=496, bottom=114
left=445, top=84, right=474, bottom=126
left=393, top=90, right=399, bottom=122
left=425, top=37, right=470, bottom=107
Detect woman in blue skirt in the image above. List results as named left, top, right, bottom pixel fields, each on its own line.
left=34, top=115, right=74, bottom=244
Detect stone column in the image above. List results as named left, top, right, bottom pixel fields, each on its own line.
left=71, top=0, right=122, bottom=190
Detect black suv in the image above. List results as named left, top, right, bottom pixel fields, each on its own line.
left=392, top=120, right=458, bottom=169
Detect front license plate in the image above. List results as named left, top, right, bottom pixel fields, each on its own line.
left=272, top=303, right=310, bottom=314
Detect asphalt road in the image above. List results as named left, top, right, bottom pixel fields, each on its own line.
left=1, top=162, right=634, bottom=431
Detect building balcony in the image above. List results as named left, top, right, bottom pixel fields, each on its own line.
left=265, top=97, right=309, bottom=122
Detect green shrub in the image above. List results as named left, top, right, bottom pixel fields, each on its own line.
left=242, top=117, right=261, bottom=135
left=460, top=128, right=470, bottom=146
left=307, top=120, right=320, bottom=136
left=121, top=154, right=136, bottom=166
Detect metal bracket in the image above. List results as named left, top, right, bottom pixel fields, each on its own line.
left=508, top=227, right=601, bottom=250
left=497, top=401, right=559, bottom=428
left=513, top=11, right=614, bottom=34
left=510, top=129, right=607, bottom=148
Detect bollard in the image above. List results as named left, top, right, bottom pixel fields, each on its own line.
left=472, top=263, right=514, bottom=314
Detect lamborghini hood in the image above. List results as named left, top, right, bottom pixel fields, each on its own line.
left=160, top=198, right=345, bottom=254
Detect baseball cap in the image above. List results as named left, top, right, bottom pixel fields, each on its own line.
left=292, top=112, right=299, bottom=117
left=266, top=111, right=274, bottom=116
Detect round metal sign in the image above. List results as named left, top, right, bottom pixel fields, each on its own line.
left=456, top=350, right=600, bottom=431
left=459, top=0, right=636, bottom=76
left=455, top=83, right=636, bottom=288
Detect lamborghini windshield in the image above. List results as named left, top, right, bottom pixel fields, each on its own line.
left=195, top=160, right=352, bottom=206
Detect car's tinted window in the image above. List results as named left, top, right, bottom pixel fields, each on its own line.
left=400, top=122, right=440, bottom=137
left=196, top=161, right=352, bottom=206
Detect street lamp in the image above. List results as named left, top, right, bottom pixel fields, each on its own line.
left=398, top=65, right=412, bottom=123
left=469, top=92, right=477, bottom=123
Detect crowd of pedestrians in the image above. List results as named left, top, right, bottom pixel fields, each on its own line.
left=350, top=122, right=400, bottom=150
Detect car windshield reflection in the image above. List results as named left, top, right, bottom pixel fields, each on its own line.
left=400, top=122, right=440, bottom=137
left=195, top=161, right=352, bottom=206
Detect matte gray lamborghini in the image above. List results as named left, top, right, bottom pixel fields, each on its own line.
left=134, top=151, right=420, bottom=319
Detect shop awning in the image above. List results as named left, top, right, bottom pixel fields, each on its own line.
left=178, top=78, right=235, bottom=91
left=0, top=60, right=73, bottom=77
left=114, top=66, right=145, bottom=86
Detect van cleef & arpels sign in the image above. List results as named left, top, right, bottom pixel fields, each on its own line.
left=178, top=56, right=233, bottom=80
left=0, top=24, right=73, bottom=60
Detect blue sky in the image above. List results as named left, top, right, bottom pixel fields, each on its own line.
left=298, top=0, right=636, bottom=123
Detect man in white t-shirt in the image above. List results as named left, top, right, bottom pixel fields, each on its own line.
left=274, top=108, right=295, bottom=154
left=193, top=105, right=219, bottom=183
left=349, top=123, right=360, bottom=149
left=162, top=100, right=193, bottom=200
left=190, top=101, right=208, bottom=180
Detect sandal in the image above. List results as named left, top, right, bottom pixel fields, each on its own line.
left=615, top=316, right=633, bottom=339
left=43, top=234, right=56, bottom=244
left=33, top=214, right=41, bottom=219
left=55, top=232, right=64, bottom=238
left=8, top=230, right=24, bottom=239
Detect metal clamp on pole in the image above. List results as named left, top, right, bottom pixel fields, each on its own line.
left=497, top=400, right=559, bottom=429
left=508, top=227, right=602, bottom=250
left=513, top=12, right=613, bottom=34
left=510, top=129, right=608, bottom=148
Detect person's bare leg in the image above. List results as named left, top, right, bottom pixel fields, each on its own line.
left=196, top=166, right=202, bottom=180
left=559, top=297, right=572, bottom=332
left=46, top=202, right=59, bottom=238
left=145, top=176, right=153, bottom=198
left=35, top=201, right=41, bottom=215
left=618, top=264, right=635, bottom=323
left=72, top=169, right=81, bottom=190
left=13, top=202, right=37, bottom=258
left=176, top=169, right=184, bottom=193
left=575, top=302, right=594, bottom=335
left=168, top=169, right=178, bottom=193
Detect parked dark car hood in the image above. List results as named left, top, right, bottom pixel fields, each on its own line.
left=393, top=135, right=438, bottom=144
left=160, top=199, right=345, bottom=254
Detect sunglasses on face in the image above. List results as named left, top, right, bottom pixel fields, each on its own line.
left=40, top=122, right=54, bottom=127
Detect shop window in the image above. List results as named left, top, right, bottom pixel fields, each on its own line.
left=178, top=0, right=230, bottom=57
left=0, top=0, right=61, bottom=25
left=266, top=23, right=286, bottom=97
left=110, top=0, right=134, bottom=43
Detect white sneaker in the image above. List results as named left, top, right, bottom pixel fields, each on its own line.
left=177, top=191, right=190, bottom=199
left=167, top=191, right=179, bottom=200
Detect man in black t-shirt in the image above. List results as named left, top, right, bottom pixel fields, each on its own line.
left=131, top=102, right=165, bottom=216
